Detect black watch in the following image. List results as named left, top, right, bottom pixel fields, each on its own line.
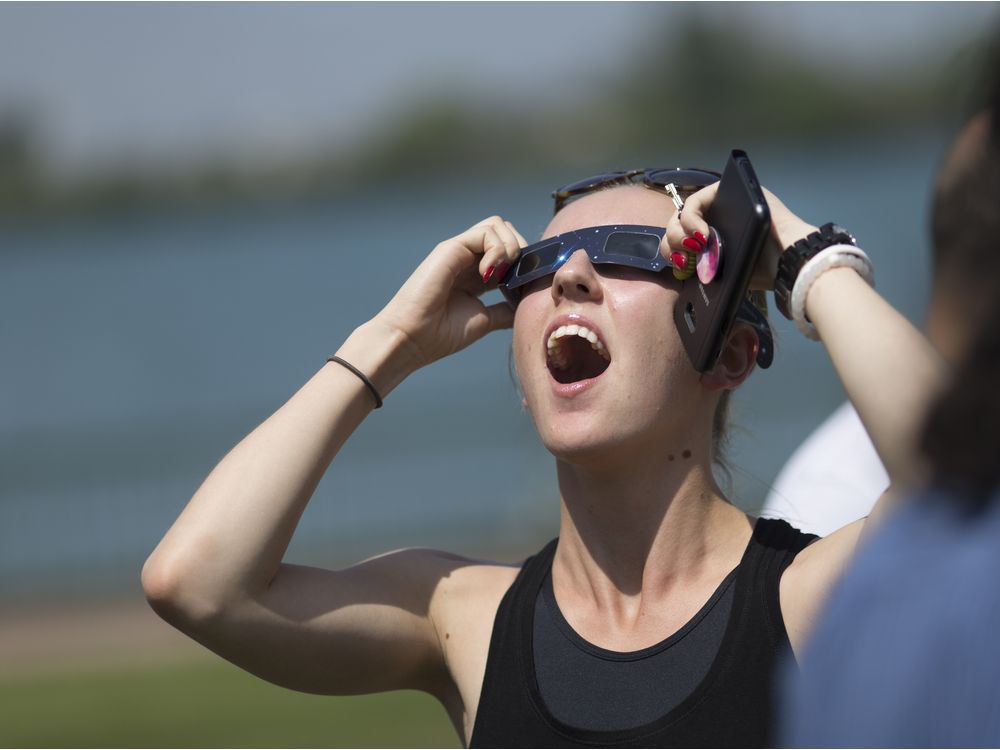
left=773, top=222, right=857, bottom=319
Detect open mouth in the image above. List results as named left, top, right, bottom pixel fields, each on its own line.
left=546, top=324, right=612, bottom=384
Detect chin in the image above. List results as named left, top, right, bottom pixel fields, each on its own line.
left=533, top=412, right=652, bottom=469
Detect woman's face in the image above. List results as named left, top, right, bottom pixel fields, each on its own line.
left=513, top=185, right=716, bottom=465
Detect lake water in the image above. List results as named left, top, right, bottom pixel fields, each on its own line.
left=0, top=132, right=946, bottom=600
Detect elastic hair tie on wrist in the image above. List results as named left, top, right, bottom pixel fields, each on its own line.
left=327, top=355, right=383, bottom=409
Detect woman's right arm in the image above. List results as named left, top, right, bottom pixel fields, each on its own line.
left=141, top=216, right=524, bottom=697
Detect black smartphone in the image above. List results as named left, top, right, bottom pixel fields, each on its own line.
left=673, top=149, right=771, bottom=372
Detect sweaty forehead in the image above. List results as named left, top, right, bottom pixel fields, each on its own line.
left=543, top=185, right=675, bottom=239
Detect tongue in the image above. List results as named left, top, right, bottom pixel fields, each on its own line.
left=550, top=336, right=611, bottom=384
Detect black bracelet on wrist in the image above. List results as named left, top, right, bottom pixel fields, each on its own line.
left=773, top=222, right=857, bottom=319
left=327, top=356, right=383, bottom=409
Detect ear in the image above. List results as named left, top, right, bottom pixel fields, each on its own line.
left=701, top=322, right=759, bottom=392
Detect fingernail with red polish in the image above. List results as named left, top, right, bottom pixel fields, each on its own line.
left=682, top=237, right=702, bottom=253
left=693, top=231, right=708, bottom=247
left=670, top=251, right=688, bottom=269
left=495, top=263, right=510, bottom=281
left=483, top=266, right=495, bottom=284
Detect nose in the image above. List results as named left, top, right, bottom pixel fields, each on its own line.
left=551, top=248, right=603, bottom=303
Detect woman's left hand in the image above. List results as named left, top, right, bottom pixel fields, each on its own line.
left=661, top=182, right=818, bottom=290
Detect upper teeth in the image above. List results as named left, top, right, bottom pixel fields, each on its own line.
left=546, top=324, right=610, bottom=365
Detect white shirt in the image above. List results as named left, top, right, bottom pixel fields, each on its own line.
left=761, top=401, right=889, bottom=537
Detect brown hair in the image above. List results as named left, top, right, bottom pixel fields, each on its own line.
left=920, top=130, right=1000, bottom=508
left=920, top=38, right=1000, bottom=510
left=712, top=289, right=769, bottom=475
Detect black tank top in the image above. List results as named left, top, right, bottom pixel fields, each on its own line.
left=533, top=566, right=737, bottom=731
left=469, top=518, right=816, bottom=748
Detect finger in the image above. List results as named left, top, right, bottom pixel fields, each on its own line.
left=501, top=222, right=530, bottom=284
left=465, top=299, right=516, bottom=341
left=478, top=227, right=508, bottom=284
left=483, top=299, right=515, bottom=331
left=441, top=218, right=503, bottom=258
left=663, top=217, right=689, bottom=254
left=493, top=220, right=520, bottom=257
left=419, top=225, right=497, bottom=294
left=505, top=221, right=529, bottom=249
left=473, top=216, right=521, bottom=285
left=677, top=182, right=718, bottom=242
left=489, top=221, right=524, bottom=284
left=475, top=215, right=524, bottom=253
left=662, top=220, right=697, bottom=265
left=659, top=182, right=717, bottom=261
left=435, top=217, right=522, bottom=288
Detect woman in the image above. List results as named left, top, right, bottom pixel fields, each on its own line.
left=142, top=166, right=943, bottom=746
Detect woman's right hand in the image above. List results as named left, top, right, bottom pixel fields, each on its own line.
left=372, top=216, right=526, bottom=371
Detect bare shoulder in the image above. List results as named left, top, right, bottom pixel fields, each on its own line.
left=354, top=546, right=516, bottom=595
left=427, top=554, right=521, bottom=664
left=427, top=550, right=521, bottom=620
left=397, top=546, right=521, bottom=638
left=342, top=545, right=520, bottom=652
left=422, top=551, right=522, bottom=742
left=779, top=517, right=865, bottom=658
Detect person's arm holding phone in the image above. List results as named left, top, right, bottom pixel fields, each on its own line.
left=670, top=181, right=941, bottom=495
left=663, top=175, right=946, bottom=656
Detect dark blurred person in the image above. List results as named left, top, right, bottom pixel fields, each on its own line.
left=782, top=43, right=1000, bottom=747
left=761, top=59, right=1000, bottom=538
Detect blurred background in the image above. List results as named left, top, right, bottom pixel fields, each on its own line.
left=1, top=2, right=997, bottom=746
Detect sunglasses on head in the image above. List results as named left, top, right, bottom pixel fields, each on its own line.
left=497, top=223, right=773, bottom=369
left=552, top=167, right=722, bottom=213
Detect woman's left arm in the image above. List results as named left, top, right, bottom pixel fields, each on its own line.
left=781, top=268, right=946, bottom=654
left=806, top=268, right=945, bottom=495
left=669, top=183, right=947, bottom=495
left=666, top=184, right=949, bottom=655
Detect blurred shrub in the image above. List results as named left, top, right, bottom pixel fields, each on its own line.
left=0, top=11, right=992, bottom=219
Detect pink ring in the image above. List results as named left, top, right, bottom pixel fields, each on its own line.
left=697, top=227, right=722, bottom=284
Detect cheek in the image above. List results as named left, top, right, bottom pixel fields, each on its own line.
left=512, top=298, right=545, bottom=378
left=614, top=287, right=693, bottom=381
left=512, top=328, right=536, bottom=375
left=616, top=284, right=679, bottom=342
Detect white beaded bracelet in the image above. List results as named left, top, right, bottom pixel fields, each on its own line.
left=790, top=244, right=875, bottom=340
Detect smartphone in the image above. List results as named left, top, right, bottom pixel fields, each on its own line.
left=673, top=149, right=771, bottom=372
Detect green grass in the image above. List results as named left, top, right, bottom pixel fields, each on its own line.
left=0, top=659, right=461, bottom=747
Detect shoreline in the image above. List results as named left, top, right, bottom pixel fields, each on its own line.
left=0, top=594, right=210, bottom=679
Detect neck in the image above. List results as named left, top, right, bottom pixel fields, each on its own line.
left=552, top=445, right=750, bottom=608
